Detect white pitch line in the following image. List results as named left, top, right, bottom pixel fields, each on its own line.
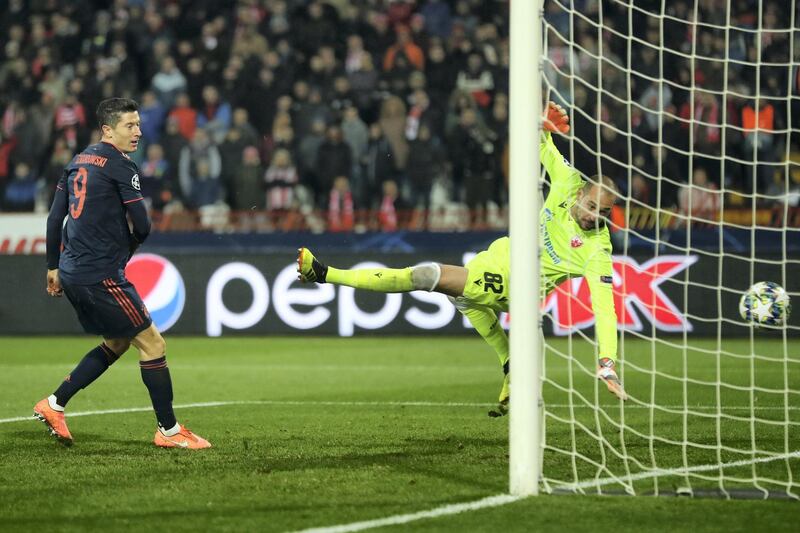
left=290, top=494, right=524, bottom=533
left=2, top=399, right=798, bottom=425
left=292, top=450, right=800, bottom=533
left=5, top=398, right=799, bottom=532
left=563, top=449, right=800, bottom=492
left=0, top=400, right=494, bottom=424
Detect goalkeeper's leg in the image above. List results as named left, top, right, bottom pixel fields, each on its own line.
left=297, top=247, right=468, bottom=296
left=453, top=301, right=509, bottom=417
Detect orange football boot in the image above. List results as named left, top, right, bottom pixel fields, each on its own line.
left=33, top=398, right=73, bottom=446
left=153, top=425, right=211, bottom=449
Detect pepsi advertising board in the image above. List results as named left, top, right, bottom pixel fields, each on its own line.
left=0, top=252, right=795, bottom=336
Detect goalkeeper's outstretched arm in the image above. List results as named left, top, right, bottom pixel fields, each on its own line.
left=540, top=101, right=581, bottom=189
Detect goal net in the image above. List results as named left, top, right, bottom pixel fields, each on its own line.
left=538, top=0, right=800, bottom=498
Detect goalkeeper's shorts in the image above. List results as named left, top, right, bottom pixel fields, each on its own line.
left=457, top=237, right=511, bottom=313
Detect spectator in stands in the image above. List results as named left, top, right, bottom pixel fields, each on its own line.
left=11, top=107, right=46, bottom=170
left=41, top=137, right=72, bottom=207
left=679, top=167, right=721, bottom=222
left=383, top=24, right=425, bottom=73
left=680, top=91, right=722, bottom=165
left=407, top=124, right=444, bottom=228
left=291, top=81, right=323, bottom=139
left=449, top=107, right=498, bottom=228
left=341, top=104, right=369, bottom=194
left=262, top=112, right=295, bottom=172
left=53, top=91, right=88, bottom=151
left=348, top=52, right=380, bottom=115
left=405, top=89, right=441, bottom=142
left=629, top=172, right=654, bottom=208
left=345, top=34, right=368, bottom=74
left=230, top=107, right=259, bottom=147
left=456, top=52, right=495, bottom=108
left=378, top=95, right=409, bottom=173
left=167, top=92, right=197, bottom=141
left=378, top=179, right=404, bottom=232
left=179, top=128, right=222, bottom=208
left=140, top=143, right=172, bottom=211
left=741, top=97, right=780, bottom=193
left=293, top=1, right=338, bottom=58
left=264, top=147, right=299, bottom=228
left=229, top=145, right=265, bottom=212
left=3, top=161, right=36, bottom=212
left=364, top=11, right=395, bottom=59
left=196, top=84, right=232, bottom=145
left=315, top=125, right=353, bottom=208
left=310, top=45, right=343, bottom=99
left=151, top=56, right=186, bottom=109
left=544, top=28, right=579, bottom=106
left=158, top=117, right=189, bottom=202
left=360, top=122, right=397, bottom=210
left=328, top=175, right=354, bottom=232
left=139, top=90, right=167, bottom=147
left=218, top=127, right=248, bottom=208
left=420, top=0, right=453, bottom=40
left=184, top=56, right=208, bottom=108
left=425, top=40, right=455, bottom=108
left=296, top=117, right=326, bottom=199
left=28, top=91, right=56, bottom=155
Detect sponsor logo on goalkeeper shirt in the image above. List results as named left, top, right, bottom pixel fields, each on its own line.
left=543, top=255, right=698, bottom=334
left=125, top=254, right=186, bottom=332
left=540, top=221, right=560, bottom=264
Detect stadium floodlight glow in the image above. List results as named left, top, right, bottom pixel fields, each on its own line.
left=508, top=0, right=543, bottom=497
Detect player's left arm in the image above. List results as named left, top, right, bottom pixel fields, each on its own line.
left=584, top=246, right=618, bottom=360
left=114, top=161, right=151, bottom=254
left=45, top=171, right=69, bottom=296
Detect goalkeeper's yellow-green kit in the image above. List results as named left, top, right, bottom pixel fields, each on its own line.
left=456, top=131, right=618, bottom=368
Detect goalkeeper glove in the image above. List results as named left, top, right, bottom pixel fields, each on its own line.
left=543, top=101, right=570, bottom=134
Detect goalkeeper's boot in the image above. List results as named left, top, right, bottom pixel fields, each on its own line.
left=33, top=398, right=73, bottom=446
left=297, top=247, right=328, bottom=283
left=488, top=374, right=510, bottom=418
left=153, top=425, right=211, bottom=449
left=597, top=358, right=628, bottom=401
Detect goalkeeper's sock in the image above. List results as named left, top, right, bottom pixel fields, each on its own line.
left=460, top=306, right=510, bottom=369
left=140, top=357, right=177, bottom=432
left=326, top=266, right=415, bottom=293
left=53, top=343, right=120, bottom=407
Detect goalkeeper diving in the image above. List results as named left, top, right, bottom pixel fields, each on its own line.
left=297, top=101, right=626, bottom=415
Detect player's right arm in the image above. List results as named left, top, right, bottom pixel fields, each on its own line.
left=45, top=170, right=69, bottom=296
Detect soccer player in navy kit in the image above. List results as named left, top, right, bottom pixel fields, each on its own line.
left=34, top=98, right=210, bottom=449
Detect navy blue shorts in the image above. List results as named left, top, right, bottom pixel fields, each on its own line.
left=62, top=277, right=152, bottom=338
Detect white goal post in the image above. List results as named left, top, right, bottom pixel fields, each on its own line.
left=515, top=0, right=800, bottom=498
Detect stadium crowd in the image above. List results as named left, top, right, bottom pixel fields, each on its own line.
left=0, top=0, right=797, bottom=231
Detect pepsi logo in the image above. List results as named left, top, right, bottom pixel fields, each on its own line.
left=125, top=254, right=185, bottom=332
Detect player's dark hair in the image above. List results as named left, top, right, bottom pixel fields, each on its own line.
left=96, top=98, right=139, bottom=129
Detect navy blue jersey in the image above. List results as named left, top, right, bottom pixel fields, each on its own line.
left=47, top=142, right=148, bottom=284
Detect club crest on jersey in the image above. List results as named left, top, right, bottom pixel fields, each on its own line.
left=131, top=173, right=140, bottom=190
left=570, top=235, right=583, bottom=248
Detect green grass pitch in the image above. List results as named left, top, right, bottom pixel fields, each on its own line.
left=1, top=336, right=798, bottom=532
